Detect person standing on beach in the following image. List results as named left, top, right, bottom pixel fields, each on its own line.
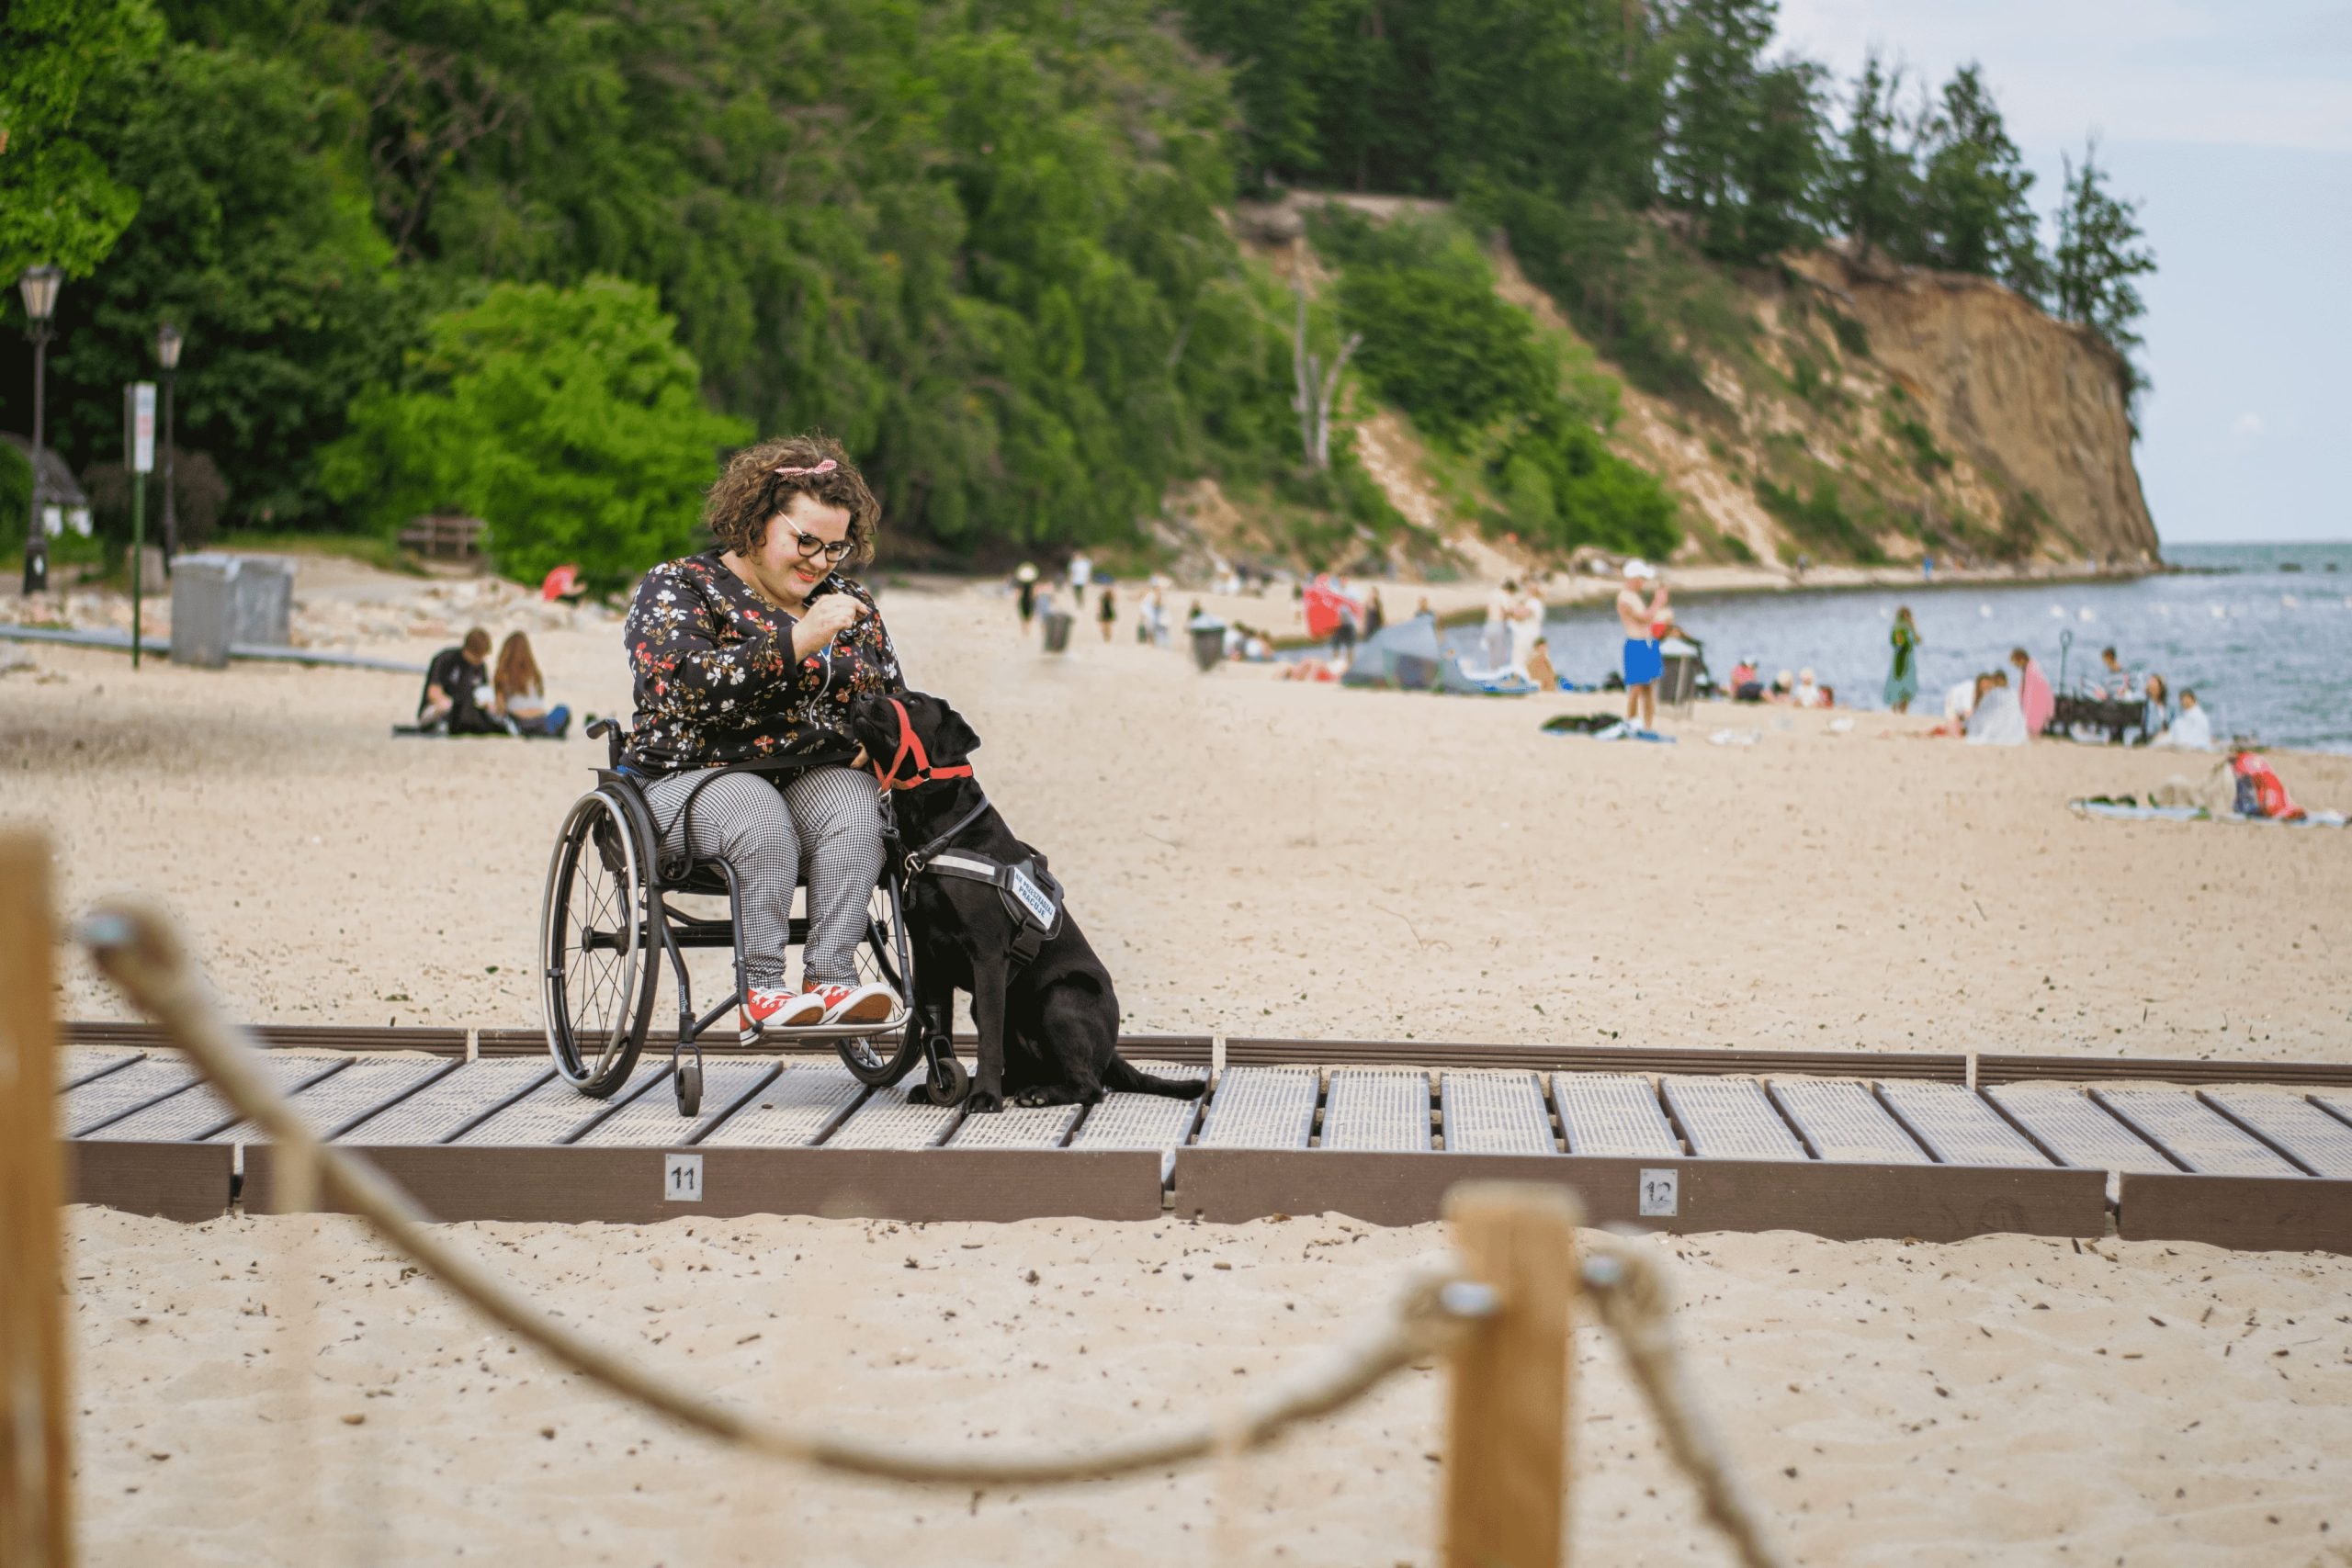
left=1068, top=551, right=1091, bottom=608
left=1884, top=606, right=1921, bottom=713
left=1014, top=563, right=1038, bottom=630
left=1616, top=559, right=1668, bottom=731
left=1097, top=581, right=1118, bottom=641
left=2009, top=647, right=2055, bottom=737
left=1482, top=579, right=1515, bottom=671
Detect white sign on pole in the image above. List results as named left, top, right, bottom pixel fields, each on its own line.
left=130, top=382, right=157, bottom=474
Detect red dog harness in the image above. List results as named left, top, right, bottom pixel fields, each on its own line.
left=869, top=697, right=975, bottom=793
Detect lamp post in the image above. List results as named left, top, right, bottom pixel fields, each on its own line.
left=156, top=322, right=183, bottom=566
left=18, top=264, right=62, bottom=596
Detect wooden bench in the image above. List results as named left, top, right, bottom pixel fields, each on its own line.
left=396, top=514, right=486, bottom=561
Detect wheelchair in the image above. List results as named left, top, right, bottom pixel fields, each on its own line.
left=537, top=718, right=969, bottom=1116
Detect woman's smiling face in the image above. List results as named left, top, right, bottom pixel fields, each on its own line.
left=752, top=492, right=854, bottom=602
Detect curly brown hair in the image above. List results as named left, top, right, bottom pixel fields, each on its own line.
left=704, top=434, right=881, bottom=567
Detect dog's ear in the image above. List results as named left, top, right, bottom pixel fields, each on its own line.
left=926, top=694, right=983, bottom=761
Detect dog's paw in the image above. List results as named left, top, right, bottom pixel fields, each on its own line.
left=966, top=1091, right=1003, bottom=1115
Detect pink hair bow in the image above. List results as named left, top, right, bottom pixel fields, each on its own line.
left=774, top=458, right=838, bottom=478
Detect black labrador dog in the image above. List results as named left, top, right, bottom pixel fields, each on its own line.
left=847, top=690, right=1204, bottom=1115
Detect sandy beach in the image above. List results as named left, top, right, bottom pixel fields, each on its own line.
left=9, top=565, right=2352, bottom=1564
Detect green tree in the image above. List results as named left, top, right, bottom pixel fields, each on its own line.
left=1917, top=63, right=2045, bottom=297
left=1657, top=0, right=1822, bottom=263
left=319, top=277, right=751, bottom=589
left=2052, top=135, right=2156, bottom=407
left=1826, top=51, right=1921, bottom=260
left=40, top=41, right=413, bottom=525
left=0, top=0, right=162, bottom=281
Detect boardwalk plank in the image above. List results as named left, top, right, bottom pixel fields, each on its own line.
left=2094, top=1089, right=2303, bottom=1178
left=1439, top=1071, right=1556, bottom=1155
left=1660, top=1077, right=1808, bottom=1161
left=1319, top=1068, right=1430, bottom=1152
left=1874, top=1082, right=2052, bottom=1168
left=1196, top=1067, right=1319, bottom=1151
left=1551, top=1074, right=1681, bottom=1157
left=1770, top=1079, right=1930, bottom=1165
left=1984, top=1084, right=2177, bottom=1174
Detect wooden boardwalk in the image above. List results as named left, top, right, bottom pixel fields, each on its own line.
left=51, top=1032, right=2352, bottom=1252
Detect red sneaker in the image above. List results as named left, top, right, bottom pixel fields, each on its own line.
left=811, top=980, right=899, bottom=1027
left=739, top=985, right=826, bottom=1042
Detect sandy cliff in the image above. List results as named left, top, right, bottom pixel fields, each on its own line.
left=1794, top=248, right=2157, bottom=563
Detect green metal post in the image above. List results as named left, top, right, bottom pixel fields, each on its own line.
left=130, top=472, right=146, bottom=669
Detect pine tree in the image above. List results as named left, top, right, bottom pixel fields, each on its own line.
left=1917, top=63, right=2045, bottom=299
left=2053, top=135, right=2156, bottom=406
left=1826, top=50, right=1921, bottom=261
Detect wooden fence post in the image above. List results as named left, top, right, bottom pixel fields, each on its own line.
left=0, top=830, right=74, bottom=1566
left=1442, top=1182, right=1580, bottom=1568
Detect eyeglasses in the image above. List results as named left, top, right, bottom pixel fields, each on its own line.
left=786, top=527, right=855, bottom=565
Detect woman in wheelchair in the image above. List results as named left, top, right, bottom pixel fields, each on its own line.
left=619, top=434, right=904, bottom=1038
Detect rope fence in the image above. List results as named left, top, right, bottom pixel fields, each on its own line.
left=54, top=890, right=1781, bottom=1566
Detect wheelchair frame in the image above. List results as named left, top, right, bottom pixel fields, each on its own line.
left=537, top=720, right=965, bottom=1116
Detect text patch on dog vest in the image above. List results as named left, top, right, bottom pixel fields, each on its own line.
left=1008, top=863, right=1057, bottom=930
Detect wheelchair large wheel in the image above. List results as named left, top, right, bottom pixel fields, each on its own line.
left=831, top=874, right=926, bottom=1087
left=540, top=789, right=659, bottom=1096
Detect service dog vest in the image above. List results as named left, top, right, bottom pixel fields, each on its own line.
left=918, top=852, right=1066, bottom=967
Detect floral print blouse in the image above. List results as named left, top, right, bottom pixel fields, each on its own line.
left=620, top=549, right=903, bottom=773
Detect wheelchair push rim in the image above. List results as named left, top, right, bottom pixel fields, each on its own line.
left=540, top=789, right=658, bottom=1094
left=831, top=876, right=926, bottom=1087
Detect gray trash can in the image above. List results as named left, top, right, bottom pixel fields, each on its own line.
left=1188, top=618, right=1227, bottom=672
left=170, top=556, right=237, bottom=669
left=170, top=553, right=295, bottom=667
left=1041, top=609, right=1073, bottom=653
left=1657, top=636, right=1702, bottom=713
left=228, top=557, right=293, bottom=648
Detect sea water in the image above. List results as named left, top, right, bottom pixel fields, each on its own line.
left=1533, top=542, right=2352, bottom=752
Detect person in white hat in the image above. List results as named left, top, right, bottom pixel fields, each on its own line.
left=1615, top=558, right=1669, bottom=732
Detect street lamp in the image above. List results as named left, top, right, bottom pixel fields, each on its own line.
left=156, top=321, right=183, bottom=564
left=18, top=264, right=62, bottom=595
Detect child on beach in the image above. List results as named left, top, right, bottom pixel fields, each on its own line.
left=1884, top=607, right=1920, bottom=713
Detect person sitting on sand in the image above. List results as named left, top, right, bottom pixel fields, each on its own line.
left=1769, top=669, right=1796, bottom=703
left=1966, top=670, right=2028, bottom=745
left=492, top=631, right=571, bottom=739
left=1922, top=672, right=1998, bottom=738
left=1792, top=668, right=1828, bottom=709
left=2149, top=687, right=2212, bottom=750
left=2009, top=647, right=2054, bottom=738
left=419, top=626, right=501, bottom=734
left=1526, top=636, right=1558, bottom=691
left=617, top=434, right=904, bottom=1037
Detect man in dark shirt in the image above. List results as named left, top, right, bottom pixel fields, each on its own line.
left=419, top=626, right=498, bottom=733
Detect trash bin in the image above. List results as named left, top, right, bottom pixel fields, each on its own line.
left=1041, top=609, right=1073, bottom=654
left=1187, top=617, right=1227, bottom=673
left=228, top=556, right=293, bottom=648
left=170, top=553, right=295, bottom=666
left=170, top=556, right=238, bottom=669
left=1657, top=636, right=1702, bottom=713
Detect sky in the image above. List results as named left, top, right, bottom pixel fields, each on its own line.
left=1775, top=0, right=2352, bottom=544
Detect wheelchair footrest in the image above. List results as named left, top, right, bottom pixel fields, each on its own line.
left=753, top=1007, right=912, bottom=1044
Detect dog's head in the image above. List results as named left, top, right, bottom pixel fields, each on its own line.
left=850, top=690, right=982, bottom=788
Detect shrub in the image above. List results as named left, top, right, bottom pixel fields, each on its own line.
left=1491, top=399, right=1679, bottom=558
left=321, top=278, right=750, bottom=591
left=1754, top=471, right=1884, bottom=564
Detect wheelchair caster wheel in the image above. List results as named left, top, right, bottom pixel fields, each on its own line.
left=922, top=1057, right=969, bottom=1107
left=675, top=1061, right=702, bottom=1117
